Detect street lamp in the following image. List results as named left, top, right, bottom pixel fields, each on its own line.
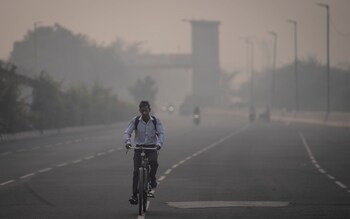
left=33, top=21, right=42, bottom=74
left=286, top=19, right=299, bottom=113
left=316, top=3, right=330, bottom=120
left=247, top=39, right=255, bottom=107
left=239, top=36, right=255, bottom=107
left=268, top=31, right=277, bottom=110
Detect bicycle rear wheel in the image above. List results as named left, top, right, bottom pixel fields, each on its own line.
left=138, top=168, right=144, bottom=216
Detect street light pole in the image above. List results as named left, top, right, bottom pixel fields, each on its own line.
left=33, top=21, right=41, bottom=74
left=317, top=3, right=330, bottom=120
left=287, top=19, right=299, bottom=113
left=247, top=39, right=255, bottom=107
left=268, top=31, right=277, bottom=110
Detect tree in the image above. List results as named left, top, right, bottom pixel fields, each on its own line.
left=9, top=23, right=127, bottom=90
left=128, top=75, right=158, bottom=105
left=0, top=62, right=29, bottom=133
left=31, top=71, right=63, bottom=132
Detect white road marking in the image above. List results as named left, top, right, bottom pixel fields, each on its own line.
left=158, top=176, right=166, bottom=181
left=38, top=168, right=52, bottom=173
left=107, top=149, right=115, bottom=153
left=167, top=201, right=290, bottom=209
left=31, top=146, right=40, bottom=150
left=85, top=155, right=95, bottom=160
left=1, top=146, right=118, bottom=187
left=56, top=162, right=69, bottom=167
left=20, top=173, right=35, bottom=179
left=1, top=152, right=12, bottom=156
left=164, top=169, right=172, bottom=175
left=327, top=174, right=336, bottom=180
left=178, top=160, right=185, bottom=165
left=171, top=164, right=179, bottom=169
left=0, top=180, right=15, bottom=186
left=16, top=149, right=27, bottom=152
left=335, top=181, right=347, bottom=189
left=319, top=169, right=326, bottom=174
left=185, top=156, right=192, bottom=160
left=299, top=132, right=349, bottom=193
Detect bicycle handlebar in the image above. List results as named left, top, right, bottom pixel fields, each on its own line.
left=128, top=146, right=158, bottom=150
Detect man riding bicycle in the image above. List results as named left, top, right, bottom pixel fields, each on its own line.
left=124, top=100, right=165, bottom=205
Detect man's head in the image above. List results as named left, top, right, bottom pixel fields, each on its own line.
left=139, top=100, right=151, bottom=118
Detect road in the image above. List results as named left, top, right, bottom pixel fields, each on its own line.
left=0, top=110, right=349, bottom=218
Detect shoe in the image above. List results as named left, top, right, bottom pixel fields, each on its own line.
left=147, top=190, right=155, bottom=198
left=150, top=180, right=158, bottom=189
left=129, top=195, right=138, bottom=205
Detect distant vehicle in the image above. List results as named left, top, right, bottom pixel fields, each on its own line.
left=193, top=106, right=200, bottom=125
left=193, top=113, right=200, bottom=125
left=160, top=104, right=175, bottom=114
left=167, top=105, right=175, bottom=114
left=259, top=106, right=270, bottom=122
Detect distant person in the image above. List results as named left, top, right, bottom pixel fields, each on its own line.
left=249, top=105, right=256, bottom=122
left=124, top=100, right=165, bottom=205
left=193, top=105, right=200, bottom=115
left=193, top=106, right=200, bottom=125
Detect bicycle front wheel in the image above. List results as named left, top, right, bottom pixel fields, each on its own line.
left=138, top=167, right=144, bottom=216
left=143, top=170, right=148, bottom=212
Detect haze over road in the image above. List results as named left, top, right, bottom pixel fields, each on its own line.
left=1, top=110, right=349, bottom=218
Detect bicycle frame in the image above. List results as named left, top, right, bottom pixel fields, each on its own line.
left=128, top=146, right=157, bottom=216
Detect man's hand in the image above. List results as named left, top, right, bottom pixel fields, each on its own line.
left=156, top=144, right=161, bottom=150
left=125, top=144, right=132, bottom=149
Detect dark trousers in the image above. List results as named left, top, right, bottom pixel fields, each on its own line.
left=132, top=148, right=158, bottom=195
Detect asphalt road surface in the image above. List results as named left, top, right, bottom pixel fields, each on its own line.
left=1, top=110, right=349, bottom=219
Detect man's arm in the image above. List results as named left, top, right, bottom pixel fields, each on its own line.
left=123, top=118, right=136, bottom=145
left=156, top=118, right=165, bottom=148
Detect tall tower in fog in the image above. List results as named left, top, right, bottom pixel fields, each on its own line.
left=190, top=20, right=221, bottom=105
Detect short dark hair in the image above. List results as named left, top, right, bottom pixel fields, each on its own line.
left=139, top=100, right=150, bottom=108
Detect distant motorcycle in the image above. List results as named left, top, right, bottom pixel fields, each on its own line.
left=193, top=113, right=200, bottom=125
left=249, top=106, right=256, bottom=123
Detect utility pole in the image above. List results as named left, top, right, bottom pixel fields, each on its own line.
left=248, top=39, right=255, bottom=107
left=317, top=3, right=330, bottom=120
left=287, top=19, right=299, bottom=113
left=33, top=21, right=41, bottom=74
left=268, top=31, right=277, bottom=110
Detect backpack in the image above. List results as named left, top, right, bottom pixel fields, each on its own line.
left=134, top=115, right=158, bottom=134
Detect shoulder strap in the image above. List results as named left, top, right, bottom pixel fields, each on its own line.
left=134, top=116, right=141, bottom=131
left=151, top=116, right=157, bottom=132
left=134, top=115, right=157, bottom=132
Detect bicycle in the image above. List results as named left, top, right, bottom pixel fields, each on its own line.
left=128, top=146, right=157, bottom=216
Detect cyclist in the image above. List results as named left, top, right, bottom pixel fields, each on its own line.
left=124, top=100, right=165, bottom=205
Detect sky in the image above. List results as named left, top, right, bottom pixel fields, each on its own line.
left=1, top=0, right=350, bottom=74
